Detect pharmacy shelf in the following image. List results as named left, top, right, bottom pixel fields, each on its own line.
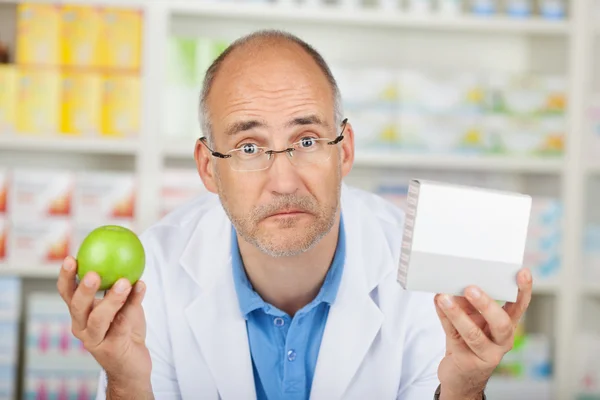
left=582, top=282, right=600, bottom=296
left=0, top=135, right=139, bottom=156
left=353, top=153, right=563, bottom=173
left=0, top=267, right=59, bottom=279
left=168, top=1, right=571, bottom=36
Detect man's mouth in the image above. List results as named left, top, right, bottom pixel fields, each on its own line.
left=269, top=208, right=307, bottom=217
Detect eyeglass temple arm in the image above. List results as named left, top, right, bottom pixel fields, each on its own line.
left=198, top=137, right=231, bottom=159
left=328, top=118, right=348, bottom=145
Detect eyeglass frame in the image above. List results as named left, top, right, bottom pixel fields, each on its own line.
left=198, top=118, right=349, bottom=167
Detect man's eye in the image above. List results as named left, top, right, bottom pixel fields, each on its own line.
left=299, top=137, right=316, bottom=148
left=240, top=143, right=258, bottom=154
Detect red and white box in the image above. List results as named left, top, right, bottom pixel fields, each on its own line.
left=0, top=217, right=7, bottom=266
left=8, top=219, right=71, bottom=268
left=161, top=169, right=208, bottom=217
left=9, top=169, right=73, bottom=221
left=73, top=172, right=136, bottom=223
left=0, top=168, right=8, bottom=214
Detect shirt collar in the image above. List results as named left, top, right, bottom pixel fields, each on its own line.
left=231, top=213, right=347, bottom=318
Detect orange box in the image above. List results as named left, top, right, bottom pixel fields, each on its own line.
left=16, top=68, right=61, bottom=134
left=60, top=71, right=102, bottom=135
left=74, top=172, right=136, bottom=222
left=0, top=168, right=7, bottom=214
left=60, top=5, right=103, bottom=68
left=101, top=74, right=141, bottom=137
left=98, top=8, right=143, bottom=71
left=16, top=3, right=61, bottom=66
left=8, top=218, right=71, bottom=267
left=9, top=169, right=73, bottom=221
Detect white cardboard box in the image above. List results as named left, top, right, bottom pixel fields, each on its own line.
left=397, top=179, right=532, bottom=302
left=73, top=172, right=136, bottom=223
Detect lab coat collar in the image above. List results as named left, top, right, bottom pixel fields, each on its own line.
left=179, top=184, right=400, bottom=400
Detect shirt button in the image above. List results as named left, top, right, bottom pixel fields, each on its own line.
left=273, top=317, right=285, bottom=327
left=287, top=349, right=297, bottom=362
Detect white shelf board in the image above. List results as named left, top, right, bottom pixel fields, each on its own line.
left=168, top=2, right=571, bottom=35
left=586, top=162, right=600, bottom=175
left=0, top=267, right=59, bottom=279
left=353, top=153, right=563, bottom=173
left=582, top=282, right=600, bottom=296
left=0, top=134, right=139, bottom=156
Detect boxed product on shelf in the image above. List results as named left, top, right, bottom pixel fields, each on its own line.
left=100, top=74, right=140, bottom=137
left=0, top=217, right=6, bottom=266
left=60, top=71, right=102, bottom=135
left=0, top=277, right=20, bottom=318
left=97, top=8, right=143, bottom=71
left=332, top=66, right=398, bottom=110
left=8, top=218, right=71, bottom=268
left=161, top=169, right=208, bottom=217
left=16, top=3, right=61, bottom=66
left=0, top=65, right=17, bottom=133
left=73, top=172, right=136, bottom=223
left=8, top=169, right=73, bottom=220
left=524, top=197, right=562, bottom=283
left=0, top=317, right=19, bottom=361
left=24, top=293, right=100, bottom=400
left=16, top=67, right=61, bottom=134
left=60, top=5, right=103, bottom=68
left=348, top=109, right=401, bottom=152
left=575, top=333, right=600, bottom=396
left=195, top=36, right=230, bottom=82
left=0, top=364, right=16, bottom=400
left=0, top=168, right=6, bottom=214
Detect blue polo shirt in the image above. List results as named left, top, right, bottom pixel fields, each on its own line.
left=231, top=216, right=346, bottom=400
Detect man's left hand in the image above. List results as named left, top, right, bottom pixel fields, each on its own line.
left=434, top=268, right=533, bottom=400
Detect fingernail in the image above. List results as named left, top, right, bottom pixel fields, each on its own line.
left=467, top=287, right=481, bottom=299
left=440, top=295, right=454, bottom=309
left=83, top=274, right=96, bottom=288
left=135, top=281, right=145, bottom=293
left=63, top=258, right=74, bottom=272
left=114, top=279, right=130, bottom=294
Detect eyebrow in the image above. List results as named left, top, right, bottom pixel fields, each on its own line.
left=224, top=120, right=268, bottom=137
left=286, top=115, right=329, bottom=129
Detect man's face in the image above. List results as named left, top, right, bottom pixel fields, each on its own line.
left=196, top=42, right=354, bottom=257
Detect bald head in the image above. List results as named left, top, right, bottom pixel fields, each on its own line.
left=198, top=30, right=343, bottom=143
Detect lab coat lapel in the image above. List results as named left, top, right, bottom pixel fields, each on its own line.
left=180, top=204, right=257, bottom=400
left=310, top=188, right=398, bottom=400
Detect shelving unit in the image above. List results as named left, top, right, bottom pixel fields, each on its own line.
left=0, top=1, right=597, bottom=399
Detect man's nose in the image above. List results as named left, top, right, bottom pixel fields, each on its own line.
left=264, top=150, right=302, bottom=195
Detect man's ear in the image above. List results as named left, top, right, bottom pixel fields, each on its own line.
left=194, top=139, right=219, bottom=194
left=339, top=121, right=355, bottom=178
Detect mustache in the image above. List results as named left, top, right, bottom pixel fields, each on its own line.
left=251, top=195, right=318, bottom=220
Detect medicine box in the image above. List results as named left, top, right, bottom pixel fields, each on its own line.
left=8, top=218, right=71, bottom=268
left=101, top=74, right=141, bottom=137
left=397, top=179, right=532, bottom=302
left=60, top=71, right=102, bottom=135
left=16, top=68, right=61, bottom=134
left=8, top=169, right=73, bottom=220
left=0, top=65, right=17, bottom=133
left=97, top=8, right=143, bottom=71
left=73, top=172, right=135, bottom=223
left=0, top=217, right=6, bottom=266
left=60, top=5, right=103, bottom=68
left=0, top=168, right=7, bottom=214
left=16, top=3, right=61, bottom=66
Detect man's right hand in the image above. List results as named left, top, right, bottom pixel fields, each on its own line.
left=57, top=256, right=153, bottom=395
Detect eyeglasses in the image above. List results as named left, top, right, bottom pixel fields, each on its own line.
left=199, top=118, right=348, bottom=172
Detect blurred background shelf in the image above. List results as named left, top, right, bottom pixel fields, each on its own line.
left=168, top=2, right=571, bottom=35
left=0, top=267, right=59, bottom=279
left=0, top=135, right=139, bottom=156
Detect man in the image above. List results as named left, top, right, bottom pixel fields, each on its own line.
left=57, top=30, right=532, bottom=400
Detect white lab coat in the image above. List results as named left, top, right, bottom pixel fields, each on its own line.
left=96, top=184, right=446, bottom=400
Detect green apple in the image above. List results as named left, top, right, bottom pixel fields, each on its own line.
left=77, top=225, right=145, bottom=291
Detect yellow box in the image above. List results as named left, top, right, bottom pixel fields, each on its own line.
left=0, top=65, right=18, bottom=133
left=60, top=5, right=103, bottom=68
left=98, top=8, right=143, bottom=71
left=60, top=71, right=102, bottom=135
left=101, top=74, right=140, bottom=137
left=16, top=68, right=61, bottom=134
left=16, top=4, right=61, bottom=66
